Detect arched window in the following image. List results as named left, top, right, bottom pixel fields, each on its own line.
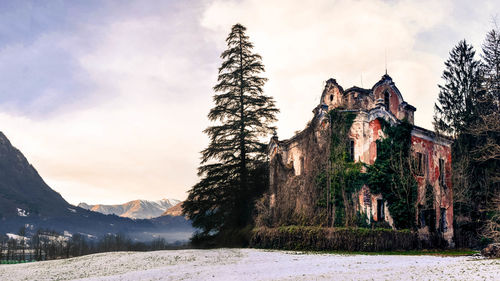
left=384, top=91, right=390, bottom=109
left=329, top=94, right=334, bottom=102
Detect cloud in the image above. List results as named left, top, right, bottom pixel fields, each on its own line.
left=0, top=1, right=217, bottom=204
left=201, top=0, right=452, bottom=137
left=0, top=0, right=498, bottom=205
left=201, top=0, right=499, bottom=138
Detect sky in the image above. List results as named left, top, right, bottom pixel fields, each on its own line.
left=0, top=0, right=498, bottom=205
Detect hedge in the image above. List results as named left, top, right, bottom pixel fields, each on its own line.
left=250, top=226, right=419, bottom=251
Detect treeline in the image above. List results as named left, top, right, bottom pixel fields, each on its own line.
left=433, top=26, right=500, bottom=247
left=0, top=228, right=188, bottom=263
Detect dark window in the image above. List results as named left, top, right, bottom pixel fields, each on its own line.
left=384, top=91, right=390, bottom=109
left=377, top=199, right=385, bottom=221
left=421, top=209, right=436, bottom=231
left=439, top=158, right=446, bottom=188
left=416, top=152, right=424, bottom=176
left=439, top=208, right=448, bottom=233
left=418, top=205, right=425, bottom=227
left=329, top=94, right=334, bottom=101
left=349, top=140, right=355, bottom=161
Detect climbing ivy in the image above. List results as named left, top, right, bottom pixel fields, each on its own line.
left=316, top=113, right=418, bottom=230
left=317, top=110, right=365, bottom=227
left=366, top=119, right=418, bottom=229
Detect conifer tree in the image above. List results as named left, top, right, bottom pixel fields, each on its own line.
left=481, top=27, right=500, bottom=102
left=433, top=40, right=484, bottom=235
left=433, top=40, right=483, bottom=138
left=477, top=27, right=500, bottom=243
left=434, top=38, right=499, bottom=244
left=183, top=24, right=278, bottom=245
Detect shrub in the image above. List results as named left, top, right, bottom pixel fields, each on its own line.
left=251, top=226, right=419, bottom=251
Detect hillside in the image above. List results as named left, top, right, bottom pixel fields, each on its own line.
left=161, top=202, right=183, bottom=217
left=0, top=132, right=70, bottom=218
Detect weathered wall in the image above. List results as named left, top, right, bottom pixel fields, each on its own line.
left=411, top=131, right=454, bottom=244
left=267, top=111, right=330, bottom=226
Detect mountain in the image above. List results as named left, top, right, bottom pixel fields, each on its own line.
left=78, top=199, right=181, bottom=219
left=161, top=202, right=183, bottom=217
left=0, top=132, right=193, bottom=242
left=0, top=132, right=71, bottom=217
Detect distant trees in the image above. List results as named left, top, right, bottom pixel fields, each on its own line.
left=0, top=234, right=5, bottom=261
left=434, top=28, right=500, bottom=246
left=183, top=23, right=278, bottom=246
left=0, top=229, right=186, bottom=263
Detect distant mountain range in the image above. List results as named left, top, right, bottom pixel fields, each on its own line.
left=78, top=198, right=181, bottom=219
left=0, top=132, right=193, bottom=242
left=162, top=202, right=183, bottom=216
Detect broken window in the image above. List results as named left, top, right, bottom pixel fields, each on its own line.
left=415, top=152, right=425, bottom=176
left=439, top=158, right=446, bottom=188
left=384, top=91, right=390, bottom=109
left=377, top=199, right=385, bottom=221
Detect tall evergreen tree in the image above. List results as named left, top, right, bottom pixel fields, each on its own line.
left=433, top=40, right=484, bottom=244
left=481, top=27, right=500, bottom=103
left=183, top=24, right=278, bottom=245
left=476, top=27, right=500, bottom=243
left=433, top=40, right=483, bottom=138
left=434, top=37, right=500, bottom=246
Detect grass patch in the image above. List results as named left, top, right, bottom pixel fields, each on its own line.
left=0, top=260, right=37, bottom=264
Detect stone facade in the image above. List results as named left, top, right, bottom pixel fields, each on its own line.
left=268, top=74, right=454, bottom=245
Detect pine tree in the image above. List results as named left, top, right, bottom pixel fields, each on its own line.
left=481, top=27, right=500, bottom=102
left=183, top=24, right=278, bottom=245
left=434, top=38, right=500, bottom=246
left=433, top=40, right=483, bottom=138
left=433, top=40, right=484, bottom=241
left=477, top=27, right=500, bottom=243
left=474, top=27, right=500, bottom=166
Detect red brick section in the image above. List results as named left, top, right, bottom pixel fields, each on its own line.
left=368, top=119, right=382, bottom=164
left=372, top=85, right=401, bottom=117
left=411, top=135, right=453, bottom=228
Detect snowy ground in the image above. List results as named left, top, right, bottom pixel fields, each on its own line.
left=0, top=249, right=498, bottom=281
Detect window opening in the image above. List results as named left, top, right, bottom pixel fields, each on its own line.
left=377, top=199, right=385, bottom=221
left=384, top=91, right=390, bottom=109
left=348, top=140, right=355, bottom=161
left=439, top=158, right=446, bottom=188
left=416, top=152, right=424, bottom=176
left=418, top=205, right=425, bottom=227
left=439, top=208, right=448, bottom=233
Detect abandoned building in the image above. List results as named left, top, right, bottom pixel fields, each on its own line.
left=267, top=74, right=454, bottom=245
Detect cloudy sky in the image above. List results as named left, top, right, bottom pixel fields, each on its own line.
left=0, top=0, right=498, bottom=205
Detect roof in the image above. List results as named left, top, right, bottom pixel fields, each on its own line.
left=344, top=86, right=371, bottom=95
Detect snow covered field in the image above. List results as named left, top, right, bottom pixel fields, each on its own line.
left=0, top=249, right=498, bottom=281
